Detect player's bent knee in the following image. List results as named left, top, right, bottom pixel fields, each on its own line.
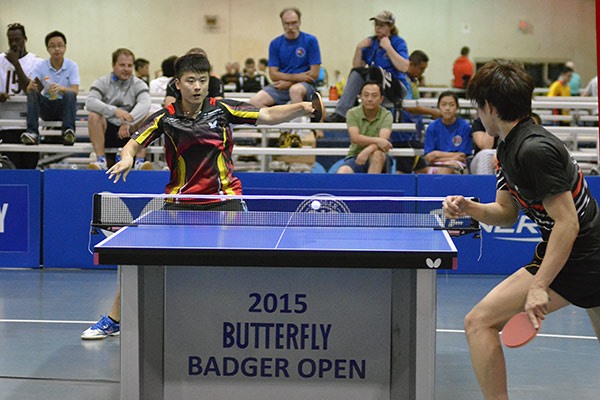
left=464, top=306, right=495, bottom=335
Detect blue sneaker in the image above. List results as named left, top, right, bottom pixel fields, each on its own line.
left=81, top=315, right=120, bottom=340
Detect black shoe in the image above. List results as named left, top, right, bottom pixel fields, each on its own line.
left=324, top=113, right=346, bottom=123
left=63, top=129, right=76, bottom=146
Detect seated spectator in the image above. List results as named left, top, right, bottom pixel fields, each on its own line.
left=0, top=22, right=43, bottom=169
left=238, top=58, right=268, bottom=93
left=221, top=61, right=241, bottom=90
left=403, top=50, right=441, bottom=119
left=388, top=50, right=437, bottom=174
left=164, top=48, right=224, bottom=106
left=22, top=30, right=79, bottom=146
left=134, top=58, right=150, bottom=86
left=257, top=57, right=271, bottom=84
left=249, top=7, right=321, bottom=107
left=469, top=117, right=497, bottom=175
left=150, top=56, right=176, bottom=97
left=85, top=48, right=151, bottom=170
left=452, top=46, right=474, bottom=90
left=337, top=82, right=393, bottom=174
left=325, top=10, right=410, bottom=123
left=423, top=91, right=472, bottom=174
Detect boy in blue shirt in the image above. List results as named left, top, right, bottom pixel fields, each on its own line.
left=23, top=31, right=79, bottom=145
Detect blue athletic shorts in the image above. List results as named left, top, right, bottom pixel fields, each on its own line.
left=262, top=82, right=316, bottom=105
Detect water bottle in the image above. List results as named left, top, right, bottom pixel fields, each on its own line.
left=45, top=76, right=58, bottom=100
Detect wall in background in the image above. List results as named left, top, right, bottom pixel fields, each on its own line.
left=0, top=0, right=596, bottom=90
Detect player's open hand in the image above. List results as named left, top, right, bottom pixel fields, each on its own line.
left=443, top=195, right=469, bottom=218
left=106, top=157, right=133, bottom=183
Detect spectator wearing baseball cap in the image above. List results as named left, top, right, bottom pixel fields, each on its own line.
left=370, top=10, right=395, bottom=24
left=325, top=10, right=411, bottom=122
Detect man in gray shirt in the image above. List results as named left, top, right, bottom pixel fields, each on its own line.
left=85, top=48, right=151, bottom=170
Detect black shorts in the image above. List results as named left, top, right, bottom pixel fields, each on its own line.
left=525, top=241, right=600, bottom=308
left=105, top=123, right=131, bottom=149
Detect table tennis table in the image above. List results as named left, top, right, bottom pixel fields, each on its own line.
left=94, top=206, right=459, bottom=400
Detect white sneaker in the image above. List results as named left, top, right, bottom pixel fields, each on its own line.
left=81, top=315, right=120, bottom=340
left=134, top=160, right=153, bottom=170
left=88, top=159, right=107, bottom=170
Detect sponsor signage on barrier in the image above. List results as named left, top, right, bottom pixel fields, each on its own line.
left=0, top=184, right=29, bottom=253
left=164, top=267, right=392, bottom=399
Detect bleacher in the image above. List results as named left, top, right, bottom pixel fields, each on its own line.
left=0, top=90, right=598, bottom=173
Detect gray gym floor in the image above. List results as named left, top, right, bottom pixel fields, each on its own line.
left=0, top=269, right=597, bottom=400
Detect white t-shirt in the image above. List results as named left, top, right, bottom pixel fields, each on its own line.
left=0, top=52, right=42, bottom=95
left=0, top=52, right=43, bottom=129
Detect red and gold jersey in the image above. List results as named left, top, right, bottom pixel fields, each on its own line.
left=133, top=98, right=260, bottom=196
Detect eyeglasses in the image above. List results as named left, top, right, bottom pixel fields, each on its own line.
left=282, top=21, right=300, bottom=27
left=7, top=23, right=24, bottom=30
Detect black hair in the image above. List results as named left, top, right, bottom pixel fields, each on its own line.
left=44, top=31, right=66, bottom=47
left=437, top=90, right=459, bottom=107
left=174, top=53, right=211, bottom=78
left=7, top=23, right=26, bottom=39
left=467, top=60, right=534, bottom=122
left=134, top=58, right=149, bottom=71
left=410, top=50, right=429, bottom=64
left=161, top=56, right=177, bottom=78
left=360, top=81, right=383, bottom=96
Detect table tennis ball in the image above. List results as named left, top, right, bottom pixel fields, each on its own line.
left=310, top=200, right=321, bottom=210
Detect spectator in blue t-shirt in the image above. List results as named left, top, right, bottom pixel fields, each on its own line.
left=325, top=10, right=410, bottom=123
left=423, top=91, right=472, bottom=174
left=249, top=7, right=321, bottom=107
left=23, top=30, right=79, bottom=145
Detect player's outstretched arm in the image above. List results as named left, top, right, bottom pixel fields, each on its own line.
left=444, top=190, right=518, bottom=227
left=106, top=139, right=143, bottom=183
left=257, top=102, right=313, bottom=125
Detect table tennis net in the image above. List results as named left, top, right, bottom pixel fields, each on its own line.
left=92, top=193, right=479, bottom=233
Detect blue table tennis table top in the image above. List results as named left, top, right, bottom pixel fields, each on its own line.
left=94, top=210, right=458, bottom=270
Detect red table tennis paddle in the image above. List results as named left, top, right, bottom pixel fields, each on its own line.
left=501, top=311, right=541, bottom=348
left=311, top=92, right=325, bottom=122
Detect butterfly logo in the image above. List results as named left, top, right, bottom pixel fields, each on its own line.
left=426, top=258, right=442, bottom=269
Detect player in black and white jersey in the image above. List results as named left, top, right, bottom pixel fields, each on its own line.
left=443, top=60, right=600, bottom=400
